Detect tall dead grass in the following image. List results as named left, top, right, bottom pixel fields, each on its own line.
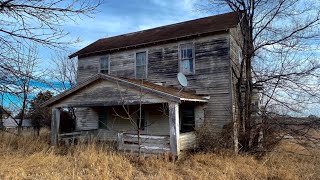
left=0, top=129, right=319, bottom=180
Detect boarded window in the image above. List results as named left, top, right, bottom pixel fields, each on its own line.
left=100, top=56, right=109, bottom=74
left=180, top=43, right=194, bottom=74
left=98, top=108, right=108, bottom=129
left=180, top=104, right=195, bottom=133
left=135, top=51, right=147, bottom=79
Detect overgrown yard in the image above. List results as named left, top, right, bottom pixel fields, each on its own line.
left=0, top=130, right=319, bottom=180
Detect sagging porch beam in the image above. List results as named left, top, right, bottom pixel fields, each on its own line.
left=168, top=102, right=180, bottom=157
left=51, top=107, right=61, bottom=146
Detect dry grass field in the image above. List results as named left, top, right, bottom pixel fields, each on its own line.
left=0, top=130, right=319, bottom=180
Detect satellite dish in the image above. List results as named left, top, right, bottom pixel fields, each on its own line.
left=177, top=73, right=188, bottom=87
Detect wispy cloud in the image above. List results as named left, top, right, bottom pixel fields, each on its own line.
left=60, top=0, right=206, bottom=49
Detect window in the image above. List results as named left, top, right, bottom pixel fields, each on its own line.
left=100, top=56, right=109, bottom=74
left=98, top=108, right=108, bottom=129
left=136, top=109, right=146, bottom=130
left=179, top=43, right=194, bottom=74
left=135, top=51, right=147, bottom=79
left=180, top=104, right=195, bottom=133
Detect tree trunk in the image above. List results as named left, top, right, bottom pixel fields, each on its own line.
left=233, top=115, right=240, bottom=154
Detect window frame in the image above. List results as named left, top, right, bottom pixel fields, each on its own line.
left=134, top=50, right=148, bottom=79
left=99, top=55, right=110, bottom=74
left=179, top=104, right=195, bottom=133
left=179, top=42, right=195, bottom=75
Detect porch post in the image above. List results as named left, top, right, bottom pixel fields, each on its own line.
left=168, top=102, right=180, bottom=157
left=51, top=107, right=61, bottom=146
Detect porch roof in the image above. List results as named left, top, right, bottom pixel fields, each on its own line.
left=42, top=74, right=208, bottom=107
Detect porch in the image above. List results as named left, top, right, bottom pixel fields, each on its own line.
left=44, top=74, right=207, bottom=157
left=52, top=102, right=202, bottom=157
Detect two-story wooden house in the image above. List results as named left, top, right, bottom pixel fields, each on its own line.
left=43, top=12, right=245, bottom=157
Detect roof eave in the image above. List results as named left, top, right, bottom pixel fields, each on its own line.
left=69, top=28, right=233, bottom=59
left=180, top=98, right=208, bottom=102
left=42, top=74, right=207, bottom=108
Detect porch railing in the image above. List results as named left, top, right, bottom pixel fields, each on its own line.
left=58, top=130, right=96, bottom=145
left=117, top=133, right=170, bottom=155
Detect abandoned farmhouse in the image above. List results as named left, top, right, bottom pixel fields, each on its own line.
left=43, top=12, right=253, bottom=157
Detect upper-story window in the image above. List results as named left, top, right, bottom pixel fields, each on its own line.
left=135, top=51, right=147, bottom=79
left=179, top=43, right=195, bottom=74
left=100, top=56, right=109, bottom=74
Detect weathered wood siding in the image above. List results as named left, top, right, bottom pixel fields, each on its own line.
left=103, top=105, right=169, bottom=135
left=96, top=129, right=117, bottom=141
left=117, top=133, right=171, bottom=156
left=52, top=80, right=168, bottom=108
left=179, top=132, right=197, bottom=151
left=77, top=33, right=233, bottom=132
left=71, top=104, right=170, bottom=139
left=75, top=107, right=99, bottom=130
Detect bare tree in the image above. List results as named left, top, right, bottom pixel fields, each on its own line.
left=0, top=0, right=100, bottom=47
left=0, top=0, right=100, bottom=106
left=50, top=51, right=78, bottom=91
left=198, top=0, right=320, bottom=153
left=10, top=45, right=39, bottom=134
left=110, top=80, right=169, bottom=156
left=48, top=51, right=78, bottom=128
left=0, top=1, right=100, bottom=135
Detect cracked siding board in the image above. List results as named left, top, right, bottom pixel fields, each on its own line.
left=76, top=33, right=234, bottom=132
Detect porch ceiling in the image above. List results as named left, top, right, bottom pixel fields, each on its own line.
left=42, top=74, right=208, bottom=108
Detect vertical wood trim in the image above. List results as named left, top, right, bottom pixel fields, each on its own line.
left=228, top=34, right=234, bottom=121
left=192, top=40, right=196, bottom=74
left=51, top=107, right=61, bottom=146
left=195, top=105, right=205, bottom=128
left=50, top=108, right=56, bottom=145
left=178, top=43, right=181, bottom=73
left=169, top=102, right=180, bottom=156
left=117, top=132, right=124, bottom=150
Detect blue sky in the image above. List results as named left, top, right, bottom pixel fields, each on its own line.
left=39, top=0, right=213, bottom=68
left=64, top=0, right=208, bottom=51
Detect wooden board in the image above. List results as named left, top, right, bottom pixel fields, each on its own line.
left=76, top=34, right=234, bottom=133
